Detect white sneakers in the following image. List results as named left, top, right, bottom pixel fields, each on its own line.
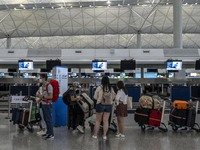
left=115, top=133, right=125, bottom=138
left=77, top=125, right=84, bottom=134
left=37, top=129, right=47, bottom=136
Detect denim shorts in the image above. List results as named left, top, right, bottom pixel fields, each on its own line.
left=96, top=103, right=112, bottom=113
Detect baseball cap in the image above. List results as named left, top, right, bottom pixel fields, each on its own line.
left=72, top=82, right=80, bottom=88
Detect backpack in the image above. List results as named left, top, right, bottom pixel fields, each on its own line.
left=102, top=90, right=113, bottom=105
left=46, top=79, right=60, bottom=102
left=62, top=89, right=71, bottom=105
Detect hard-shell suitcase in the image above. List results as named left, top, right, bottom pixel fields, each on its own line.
left=19, top=109, right=29, bottom=126
left=187, top=109, right=196, bottom=127
left=148, top=109, right=162, bottom=127
left=134, top=107, right=150, bottom=125
left=170, top=108, right=187, bottom=126
left=77, top=99, right=89, bottom=119
left=81, top=93, right=94, bottom=117
left=11, top=108, right=21, bottom=125
left=173, top=100, right=188, bottom=110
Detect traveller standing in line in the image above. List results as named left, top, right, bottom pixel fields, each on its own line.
left=92, top=76, right=115, bottom=140
left=37, top=74, right=54, bottom=140
left=115, top=81, right=128, bottom=138
left=68, top=82, right=84, bottom=134
left=35, top=79, right=47, bottom=136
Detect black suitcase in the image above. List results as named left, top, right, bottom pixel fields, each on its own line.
left=11, top=108, right=21, bottom=125
left=187, top=109, right=196, bottom=127
left=134, top=107, right=150, bottom=125
left=170, top=108, right=187, bottom=126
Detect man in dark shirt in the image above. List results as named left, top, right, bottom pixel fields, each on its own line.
left=68, top=82, right=84, bottom=134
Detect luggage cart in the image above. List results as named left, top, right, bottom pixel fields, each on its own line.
left=10, top=96, right=37, bottom=132
left=135, top=96, right=168, bottom=132
left=168, top=97, right=200, bottom=132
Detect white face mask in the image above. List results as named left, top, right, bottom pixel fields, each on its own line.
left=39, top=79, right=43, bottom=83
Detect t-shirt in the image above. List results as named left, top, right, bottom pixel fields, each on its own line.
left=41, top=83, right=53, bottom=105
left=115, top=89, right=128, bottom=105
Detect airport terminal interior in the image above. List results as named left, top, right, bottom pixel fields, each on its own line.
left=1, top=0, right=200, bottom=150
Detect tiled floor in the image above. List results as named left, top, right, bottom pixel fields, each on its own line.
left=0, top=113, right=200, bottom=150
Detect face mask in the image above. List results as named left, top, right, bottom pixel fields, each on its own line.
left=39, top=79, right=43, bottom=83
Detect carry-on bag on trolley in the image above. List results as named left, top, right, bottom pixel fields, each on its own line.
left=148, top=109, right=162, bottom=127
left=173, top=100, right=188, bottom=110
left=134, top=107, right=150, bottom=125
left=169, top=98, right=200, bottom=132
left=135, top=96, right=168, bottom=132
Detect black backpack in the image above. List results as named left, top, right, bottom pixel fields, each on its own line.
left=62, top=89, right=71, bottom=105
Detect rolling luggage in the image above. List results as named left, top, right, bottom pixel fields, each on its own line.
left=187, top=109, right=196, bottom=127
left=173, top=100, right=188, bottom=110
left=77, top=99, right=89, bottom=119
left=11, top=108, right=21, bottom=125
left=81, top=93, right=94, bottom=117
left=19, top=109, right=29, bottom=126
left=134, top=107, right=150, bottom=125
left=169, top=108, right=187, bottom=126
left=148, top=109, right=162, bottom=127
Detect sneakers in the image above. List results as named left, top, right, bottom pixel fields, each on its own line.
left=72, top=129, right=79, bottom=134
left=77, top=125, right=84, bottom=134
left=115, top=133, right=125, bottom=138
left=42, top=133, right=49, bottom=137
left=37, top=130, right=46, bottom=136
left=103, top=136, right=107, bottom=140
left=45, top=135, right=54, bottom=140
left=92, top=135, right=97, bottom=139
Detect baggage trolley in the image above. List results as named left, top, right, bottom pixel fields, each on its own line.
left=134, top=96, right=168, bottom=132
left=11, top=96, right=38, bottom=132
left=168, top=97, right=200, bottom=132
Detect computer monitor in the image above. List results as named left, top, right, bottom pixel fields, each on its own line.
left=195, top=60, right=200, bottom=70
left=120, top=60, right=136, bottom=70
left=18, top=60, right=33, bottom=71
left=166, top=60, right=182, bottom=71
left=46, top=59, right=61, bottom=71
left=92, top=60, right=107, bottom=71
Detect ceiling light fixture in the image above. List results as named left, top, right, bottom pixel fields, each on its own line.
left=70, top=6, right=73, bottom=8
left=14, top=8, right=16, bottom=10
left=118, top=4, right=120, bottom=6
left=107, top=1, right=111, bottom=4
left=166, top=3, right=169, bottom=5
left=137, top=3, right=139, bottom=5
left=33, top=7, right=35, bottom=9
left=80, top=5, right=82, bottom=8
left=52, top=6, right=54, bottom=9
left=42, top=7, right=44, bottom=9
left=89, top=5, right=92, bottom=7
left=20, top=4, right=24, bottom=7
left=195, top=2, right=198, bottom=5
left=127, top=4, right=130, bottom=6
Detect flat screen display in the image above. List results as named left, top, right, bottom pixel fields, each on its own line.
left=18, top=60, right=33, bottom=70
left=166, top=60, right=182, bottom=70
left=120, top=60, right=136, bottom=70
left=195, top=60, right=200, bottom=70
left=92, top=60, right=107, bottom=70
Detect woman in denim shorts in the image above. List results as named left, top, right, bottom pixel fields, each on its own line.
left=92, top=76, right=115, bottom=140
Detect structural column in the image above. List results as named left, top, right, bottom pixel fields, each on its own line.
left=137, top=30, right=142, bottom=49
left=173, top=0, right=183, bottom=49
left=7, top=37, right=11, bottom=49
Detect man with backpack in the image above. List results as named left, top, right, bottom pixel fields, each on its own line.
left=63, top=82, right=84, bottom=134
left=37, top=74, right=54, bottom=140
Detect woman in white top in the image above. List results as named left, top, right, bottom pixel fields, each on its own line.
left=115, top=81, right=128, bottom=138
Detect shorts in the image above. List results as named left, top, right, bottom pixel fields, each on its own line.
left=96, top=103, right=112, bottom=113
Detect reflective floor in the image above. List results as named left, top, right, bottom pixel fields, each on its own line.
left=0, top=113, right=200, bottom=150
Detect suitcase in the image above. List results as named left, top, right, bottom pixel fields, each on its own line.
left=134, top=107, right=150, bottom=125
left=19, top=109, right=29, bottom=126
left=187, top=109, right=196, bottom=127
left=148, top=109, right=162, bottom=127
left=11, top=108, right=21, bottom=125
left=81, top=93, right=94, bottom=117
left=170, top=108, right=187, bottom=126
left=173, top=100, right=188, bottom=109
left=77, top=99, right=89, bottom=119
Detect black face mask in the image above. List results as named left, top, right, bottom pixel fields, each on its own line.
left=76, top=89, right=80, bottom=95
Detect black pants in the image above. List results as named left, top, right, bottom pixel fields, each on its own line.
left=68, top=105, right=84, bottom=130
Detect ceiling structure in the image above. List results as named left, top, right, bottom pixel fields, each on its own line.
left=0, top=0, right=199, bottom=49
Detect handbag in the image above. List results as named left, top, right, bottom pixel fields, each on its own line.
left=127, top=97, right=133, bottom=109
